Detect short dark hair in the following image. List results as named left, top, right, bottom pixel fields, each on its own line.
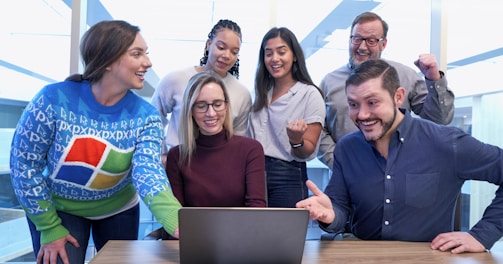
left=346, top=59, right=400, bottom=97
left=351, top=12, right=389, bottom=39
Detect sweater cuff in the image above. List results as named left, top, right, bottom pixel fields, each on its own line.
left=144, top=188, right=181, bottom=236
left=27, top=206, right=70, bottom=244
left=41, top=224, right=70, bottom=245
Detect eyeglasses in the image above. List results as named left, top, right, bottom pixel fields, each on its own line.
left=350, top=36, right=384, bottom=47
left=193, top=100, right=228, bottom=113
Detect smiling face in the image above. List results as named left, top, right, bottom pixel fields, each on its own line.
left=346, top=77, right=404, bottom=143
left=108, top=33, right=152, bottom=90
left=264, top=36, right=295, bottom=81
left=348, top=20, right=387, bottom=68
left=192, top=82, right=228, bottom=136
left=205, top=28, right=241, bottom=78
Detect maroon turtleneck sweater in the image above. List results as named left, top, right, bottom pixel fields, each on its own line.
left=166, top=129, right=266, bottom=207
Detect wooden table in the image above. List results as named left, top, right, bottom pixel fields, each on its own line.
left=89, top=240, right=503, bottom=264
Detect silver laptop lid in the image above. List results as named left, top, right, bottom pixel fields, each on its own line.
left=179, top=207, right=309, bottom=264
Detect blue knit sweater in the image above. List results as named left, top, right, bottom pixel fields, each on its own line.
left=10, top=80, right=181, bottom=244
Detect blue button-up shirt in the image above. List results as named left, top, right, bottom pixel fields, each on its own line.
left=322, top=109, right=503, bottom=249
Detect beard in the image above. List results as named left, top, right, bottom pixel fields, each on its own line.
left=348, top=48, right=383, bottom=69
left=349, top=57, right=358, bottom=70
left=358, top=106, right=397, bottom=142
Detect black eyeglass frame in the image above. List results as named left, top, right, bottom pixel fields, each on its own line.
left=350, top=36, right=384, bottom=47
left=192, top=100, right=228, bottom=113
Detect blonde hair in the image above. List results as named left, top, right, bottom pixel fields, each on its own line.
left=178, top=71, right=233, bottom=166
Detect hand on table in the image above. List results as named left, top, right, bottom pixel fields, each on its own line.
left=431, top=231, right=486, bottom=254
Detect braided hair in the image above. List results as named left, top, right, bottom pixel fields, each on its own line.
left=199, top=19, right=242, bottom=79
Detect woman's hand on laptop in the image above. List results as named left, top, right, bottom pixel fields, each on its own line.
left=296, top=180, right=335, bottom=224
left=174, top=227, right=180, bottom=239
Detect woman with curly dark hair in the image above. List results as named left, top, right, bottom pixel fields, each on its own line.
left=151, top=19, right=252, bottom=165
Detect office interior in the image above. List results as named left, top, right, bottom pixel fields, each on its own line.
left=1, top=0, right=502, bottom=262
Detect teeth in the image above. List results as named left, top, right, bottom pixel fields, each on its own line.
left=136, top=72, right=145, bottom=76
left=361, top=120, right=377, bottom=126
left=205, top=120, right=217, bottom=124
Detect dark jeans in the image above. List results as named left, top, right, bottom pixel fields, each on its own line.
left=265, top=156, right=308, bottom=208
left=27, top=203, right=139, bottom=264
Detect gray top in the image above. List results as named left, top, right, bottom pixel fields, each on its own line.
left=249, top=81, right=325, bottom=162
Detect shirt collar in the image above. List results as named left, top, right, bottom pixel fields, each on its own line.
left=288, top=81, right=301, bottom=96
left=395, top=108, right=412, bottom=144
left=267, top=81, right=300, bottom=99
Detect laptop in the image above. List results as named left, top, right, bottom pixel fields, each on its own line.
left=178, top=207, right=310, bottom=264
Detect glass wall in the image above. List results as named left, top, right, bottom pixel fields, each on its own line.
left=1, top=0, right=502, bottom=262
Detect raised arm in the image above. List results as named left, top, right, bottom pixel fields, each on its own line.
left=410, top=54, right=455, bottom=125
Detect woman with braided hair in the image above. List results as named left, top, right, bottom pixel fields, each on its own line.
left=151, top=19, right=252, bottom=165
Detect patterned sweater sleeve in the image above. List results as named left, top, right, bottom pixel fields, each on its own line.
left=10, top=88, right=70, bottom=244
left=131, top=111, right=181, bottom=235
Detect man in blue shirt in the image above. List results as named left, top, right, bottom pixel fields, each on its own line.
left=296, top=59, right=503, bottom=253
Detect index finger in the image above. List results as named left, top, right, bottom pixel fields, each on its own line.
left=306, top=180, right=323, bottom=196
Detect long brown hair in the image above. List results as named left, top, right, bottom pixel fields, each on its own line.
left=66, top=20, right=140, bottom=83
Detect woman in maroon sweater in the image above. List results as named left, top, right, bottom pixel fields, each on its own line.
left=166, top=71, right=266, bottom=207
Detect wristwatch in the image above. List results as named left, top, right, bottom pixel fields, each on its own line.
left=290, top=140, right=304, bottom=148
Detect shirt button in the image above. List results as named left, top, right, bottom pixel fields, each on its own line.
left=384, top=221, right=390, bottom=225
left=386, top=175, right=391, bottom=180
left=385, top=199, right=391, bottom=204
